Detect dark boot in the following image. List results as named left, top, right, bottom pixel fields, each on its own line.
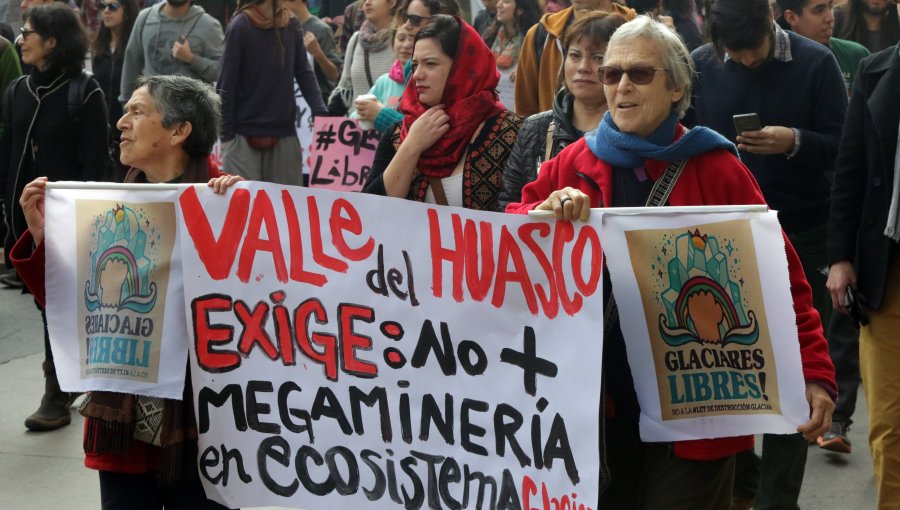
left=24, top=361, right=71, bottom=431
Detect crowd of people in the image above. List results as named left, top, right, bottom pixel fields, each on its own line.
left=0, top=0, right=898, bottom=508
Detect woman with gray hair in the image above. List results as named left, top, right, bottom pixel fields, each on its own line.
left=11, top=74, right=242, bottom=510
left=506, top=15, right=836, bottom=508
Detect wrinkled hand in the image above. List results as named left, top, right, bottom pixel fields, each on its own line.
left=736, top=126, right=795, bottom=155
left=303, top=31, right=323, bottom=57
left=658, top=14, right=676, bottom=31
left=207, top=174, right=244, bottom=194
left=826, top=260, right=857, bottom=315
left=355, top=98, right=384, bottom=122
left=535, top=187, right=591, bottom=222
left=797, top=383, right=835, bottom=442
left=406, top=105, right=450, bottom=153
left=172, top=37, right=194, bottom=63
left=19, top=177, right=48, bottom=246
left=687, top=291, right=724, bottom=343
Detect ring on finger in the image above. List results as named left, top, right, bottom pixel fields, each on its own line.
left=559, top=196, right=572, bottom=207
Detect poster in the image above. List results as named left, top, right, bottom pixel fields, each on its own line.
left=307, top=116, right=379, bottom=192
left=600, top=209, right=810, bottom=442
left=176, top=182, right=605, bottom=509
left=45, top=186, right=189, bottom=399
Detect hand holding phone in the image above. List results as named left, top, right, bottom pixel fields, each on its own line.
left=733, top=113, right=762, bottom=134
left=845, top=286, right=869, bottom=327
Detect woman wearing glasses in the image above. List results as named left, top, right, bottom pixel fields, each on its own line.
left=506, top=16, right=836, bottom=508
left=328, top=0, right=398, bottom=116
left=92, top=0, right=140, bottom=179
left=363, top=15, right=522, bottom=212
left=498, top=11, right=624, bottom=210
left=362, top=0, right=459, bottom=132
left=3, top=3, right=110, bottom=432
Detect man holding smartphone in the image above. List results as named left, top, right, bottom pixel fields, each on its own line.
left=685, top=0, right=848, bottom=508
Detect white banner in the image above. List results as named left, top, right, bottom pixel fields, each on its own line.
left=600, top=209, right=809, bottom=441
left=45, top=185, right=189, bottom=399
left=177, top=182, right=604, bottom=510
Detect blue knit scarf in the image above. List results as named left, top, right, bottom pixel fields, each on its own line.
left=585, top=112, right=738, bottom=167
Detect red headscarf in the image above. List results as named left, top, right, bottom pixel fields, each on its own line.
left=398, top=17, right=505, bottom=178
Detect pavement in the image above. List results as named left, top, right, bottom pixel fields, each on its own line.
left=0, top=280, right=878, bottom=509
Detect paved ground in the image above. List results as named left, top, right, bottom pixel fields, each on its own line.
left=0, top=282, right=877, bottom=509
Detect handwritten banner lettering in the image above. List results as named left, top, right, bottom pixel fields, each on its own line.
left=177, top=182, right=604, bottom=509
left=307, top=117, right=379, bottom=192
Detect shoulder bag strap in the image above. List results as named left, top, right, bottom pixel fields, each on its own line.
left=428, top=177, right=449, bottom=206
left=544, top=120, right=556, bottom=161
left=363, top=49, right=374, bottom=88
left=605, top=158, right=688, bottom=331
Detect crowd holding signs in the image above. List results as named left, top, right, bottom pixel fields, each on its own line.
left=43, top=182, right=807, bottom=509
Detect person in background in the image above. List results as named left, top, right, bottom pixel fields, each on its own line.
left=367, top=0, right=460, bottom=131
left=354, top=23, right=413, bottom=128
left=473, top=0, right=496, bottom=35
left=1, top=3, right=110, bottom=432
left=826, top=38, right=900, bottom=510
left=119, top=0, right=224, bottom=102
left=506, top=16, right=835, bottom=507
left=833, top=0, right=900, bottom=53
left=514, top=0, right=635, bottom=117
left=284, top=0, right=342, bottom=104
left=482, top=0, right=541, bottom=81
left=12, top=74, right=241, bottom=510
left=499, top=10, right=623, bottom=210
left=329, top=0, right=397, bottom=115
left=363, top=15, right=522, bottom=211
left=92, top=0, right=140, bottom=181
left=777, top=0, right=870, bottom=457
left=664, top=0, right=702, bottom=50
left=0, top=30, right=21, bottom=289
left=217, top=0, right=327, bottom=186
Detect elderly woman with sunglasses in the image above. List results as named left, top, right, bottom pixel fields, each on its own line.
left=507, top=16, right=836, bottom=509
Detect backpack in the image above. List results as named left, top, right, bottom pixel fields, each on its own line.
left=1, top=70, right=95, bottom=125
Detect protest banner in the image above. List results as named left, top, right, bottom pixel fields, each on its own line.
left=307, top=116, right=379, bottom=192
left=176, top=182, right=604, bottom=509
left=44, top=184, right=189, bottom=399
left=497, top=68, right=515, bottom=111
left=599, top=208, right=810, bottom=442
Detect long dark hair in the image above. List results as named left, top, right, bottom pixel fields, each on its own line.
left=24, top=4, right=87, bottom=74
left=483, top=0, right=542, bottom=44
left=664, top=0, right=696, bottom=20
left=837, top=0, right=900, bottom=48
left=236, top=0, right=287, bottom=63
left=91, top=0, right=139, bottom=59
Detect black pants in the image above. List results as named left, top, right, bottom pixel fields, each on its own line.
left=99, top=471, right=235, bottom=510
left=827, top=309, right=860, bottom=424
left=601, top=418, right=735, bottom=509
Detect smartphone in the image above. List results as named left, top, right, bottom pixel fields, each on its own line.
left=733, top=113, right=762, bottom=134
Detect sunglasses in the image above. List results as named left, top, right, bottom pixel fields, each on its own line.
left=597, top=65, right=667, bottom=85
left=403, top=13, right=433, bottom=27
left=100, top=2, right=121, bottom=10
left=19, top=26, right=38, bottom=38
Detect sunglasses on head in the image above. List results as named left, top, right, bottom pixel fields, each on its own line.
left=403, top=13, right=433, bottom=27
left=100, top=2, right=121, bottom=10
left=19, top=26, right=38, bottom=38
left=597, top=65, right=667, bottom=85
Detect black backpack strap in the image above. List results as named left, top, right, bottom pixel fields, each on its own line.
left=2, top=75, right=26, bottom=125
left=68, top=70, right=94, bottom=124
left=533, top=23, right=548, bottom=66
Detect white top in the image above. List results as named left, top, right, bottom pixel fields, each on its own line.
left=425, top=172, right=465, bottom=207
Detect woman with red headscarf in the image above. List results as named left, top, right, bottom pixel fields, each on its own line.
left=362, top=15, right=522, bottom=211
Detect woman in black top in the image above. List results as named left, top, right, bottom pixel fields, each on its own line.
left=91, top=0, right=139, bottom=179
left=3, top=3, right=109, bottom=432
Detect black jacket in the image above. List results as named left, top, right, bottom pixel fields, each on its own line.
left=827, top=44, right=900, bottom=309
left=498, top=90, right=581, bottom=211
left=0, top=68, right=109, bottom=248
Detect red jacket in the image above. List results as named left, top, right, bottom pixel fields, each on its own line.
left=507, top=130, right=837, bottom=461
